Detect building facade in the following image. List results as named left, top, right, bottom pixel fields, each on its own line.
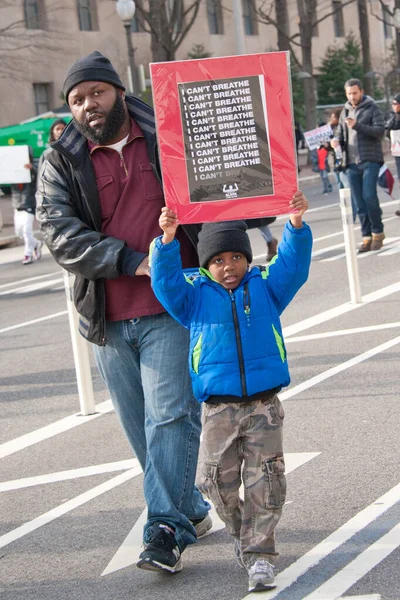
left=0, top=0, right=397, bottom=127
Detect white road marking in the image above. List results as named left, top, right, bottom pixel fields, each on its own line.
left=341, top=596, right=381, bottom=600
left=280, top=335, right=400, bottom=401
left=102, top=452, right=320, bottom=576
left=283, top=281, right=400, bottom=338
left=242, top=482, right=400, bottom=599
left=303, top=522, right=400, bottom=599
left=0, top=277, right=64, bottom=295
left=0, top=271, right=61, bottom=290
left=0, top=399, right=113, bottom=460
left=0, top=467, right=141, bottom=551
left=0, top=310, right=68, bottom=335
left=1, top=283, right=399, bottom=461
left=285, top=322, right=400, bottom=343
left=0, top=459, right=139, bottom=492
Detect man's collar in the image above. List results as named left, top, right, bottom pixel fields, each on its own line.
left=88, top=117, right=144, bottom=153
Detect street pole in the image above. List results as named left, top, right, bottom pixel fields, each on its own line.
left=232, top=0, right=246, bottom=55
left=124, top=21, right=140, bottom=96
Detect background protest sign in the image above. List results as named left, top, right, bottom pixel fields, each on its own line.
left=304, top=124, right=333, bottom=151
left=150, top=52, right=297, bottom=224
left=0, top=145, right=31, bottom=184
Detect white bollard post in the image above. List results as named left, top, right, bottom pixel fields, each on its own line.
left=339, top=188, right=362, bottom=304
left=63, top=270, right=96, bottom=415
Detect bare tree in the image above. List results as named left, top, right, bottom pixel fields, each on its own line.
left=0, top=0, right=70, bottom=81
left=357, top=0, right=373, bottom=95
left=370, top=0, right=400, bottom=70
left=133, top=0, right=202, bottom=62
left=256, top=0, right=357, bottom=131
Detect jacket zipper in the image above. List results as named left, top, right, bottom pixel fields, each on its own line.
left=243, top=283, right=250, bottom=327
left=229, top=290, right=247, bottom=396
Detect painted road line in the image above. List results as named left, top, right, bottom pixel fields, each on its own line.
left=280, top=335, right=400, bottom=401
left=242, top=482, right=400, bottom=600
left=0, top=467, right=141, bottom=551
left=303, top=522, right=400, bottom=599
left=0, top=310, right=67, bottom=335
left=0, top=271, right=61, bottom=290
left=283, top=281, right=400, bottom=338
left=1, top=282, right=399, bottom=461
left=0, top=459, right=139, bottom=492
left=0, top=277, right=64, bottom=295
left=285, top=322, right=400, bottom=343
left=341, top=596, right=380, bottom=600
left=102, top=452, right=320, bottom=576
left=0, top=399, right=113, bottom=460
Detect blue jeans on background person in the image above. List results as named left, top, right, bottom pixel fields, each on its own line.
left=93, top=312, right=210, bottom=551
left=346, top=162, right=384, bottom=237
left=333, top=170, right=344, bottom=190
left=319, top=168, right=332, bottom=194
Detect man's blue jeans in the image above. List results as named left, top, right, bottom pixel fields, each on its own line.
left=346, top=162, right=384, bottom=237
left=93, top=312, right=210, bottom=551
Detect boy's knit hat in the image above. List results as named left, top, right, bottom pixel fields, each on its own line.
left=63, top=51, right=125, bottom=103
left=197, top=220, right=253, bottom=268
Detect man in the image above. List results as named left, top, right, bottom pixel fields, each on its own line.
left=36, top=51, right=211, bottom=574
left=12, top=147, right=42, bottom=265
left=332, top=78, right=385, bottom=252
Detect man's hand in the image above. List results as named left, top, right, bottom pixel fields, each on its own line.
left=159, top=207, right=179, bottom=245
left=345, top=117, right=356, bottom=129
left=135, top=256, right=150, bottom=277
left=289, top=190, right=308, bottom=228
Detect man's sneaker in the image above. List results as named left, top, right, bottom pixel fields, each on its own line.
left=247, top=559, right=276, bottom=592
left=233, top=539, right=245, bottom=569
left=22, top=255, right=33, bottom=265
left=357, top=237, right=372, bottom=254
left=395, top=209, right=400, bottom=217
left=34, top=240, right=43, bottom=260
left=370, top=232, right=385, bottom=251
left=191, top=513, right=212, bottom=538
left=137, top=524, right=182, bottom=573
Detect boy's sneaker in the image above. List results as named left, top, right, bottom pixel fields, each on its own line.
left=137, top=523, right=182, bottom=573
left=247, top=559, right=276, bottom=592
left=191, top=513, right=212, bottom=538
left=22, top=255, right=33, bottom=265
left=34, top=240, right=43, bottom=260
left=233, top=539, right=245, bottom=569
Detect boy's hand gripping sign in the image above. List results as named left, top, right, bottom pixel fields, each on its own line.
left=150, top=52, right=297, bottom=224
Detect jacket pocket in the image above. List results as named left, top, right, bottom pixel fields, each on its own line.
left=139, top=162, right=164, bottom=200
left=96, top=175, right=118, bottom=218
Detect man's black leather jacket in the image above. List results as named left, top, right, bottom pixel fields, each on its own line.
left=36, top=96, right=200, bottom=346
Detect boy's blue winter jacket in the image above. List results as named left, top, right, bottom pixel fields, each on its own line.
left=150, top=221, right=312, bottom=403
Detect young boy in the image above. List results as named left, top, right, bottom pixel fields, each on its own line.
left=150, top=191, right=312, bottom=592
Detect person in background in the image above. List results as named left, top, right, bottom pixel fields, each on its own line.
left=317, top=142, right=333, bottom=195
left=12, top=146, right=42, bottom=265
left=36, top=51, right=211, bottom=575
left=385, top=93, right=400, bottom=217
left=151, top=191, right=312, bottom=592
left=332, top=78, right=385, bottom=252
left=294, top=121, right=306, bottom=173
left=38, top=119, right=67, bottom=175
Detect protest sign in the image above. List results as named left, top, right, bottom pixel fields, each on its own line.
left=0, top=145, right=31, bottom=184
left=304, top=124, right=332, bottom=151
left=390, top=130, right=400, bottom=157
left=150, top=52, right=297, bottom=224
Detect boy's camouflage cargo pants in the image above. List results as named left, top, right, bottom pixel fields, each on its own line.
left=198, top=395, right=286, bottom=568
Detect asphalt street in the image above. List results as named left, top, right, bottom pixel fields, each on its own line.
left=0, top=176, right=400, bottom=600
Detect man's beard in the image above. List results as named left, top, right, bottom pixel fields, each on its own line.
left=73, top=93, right=127, bottom=145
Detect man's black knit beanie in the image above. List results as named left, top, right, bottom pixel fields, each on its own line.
left=63, top=51, right=125, bottom=103
left=197, top=220, right=253, bottom=268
